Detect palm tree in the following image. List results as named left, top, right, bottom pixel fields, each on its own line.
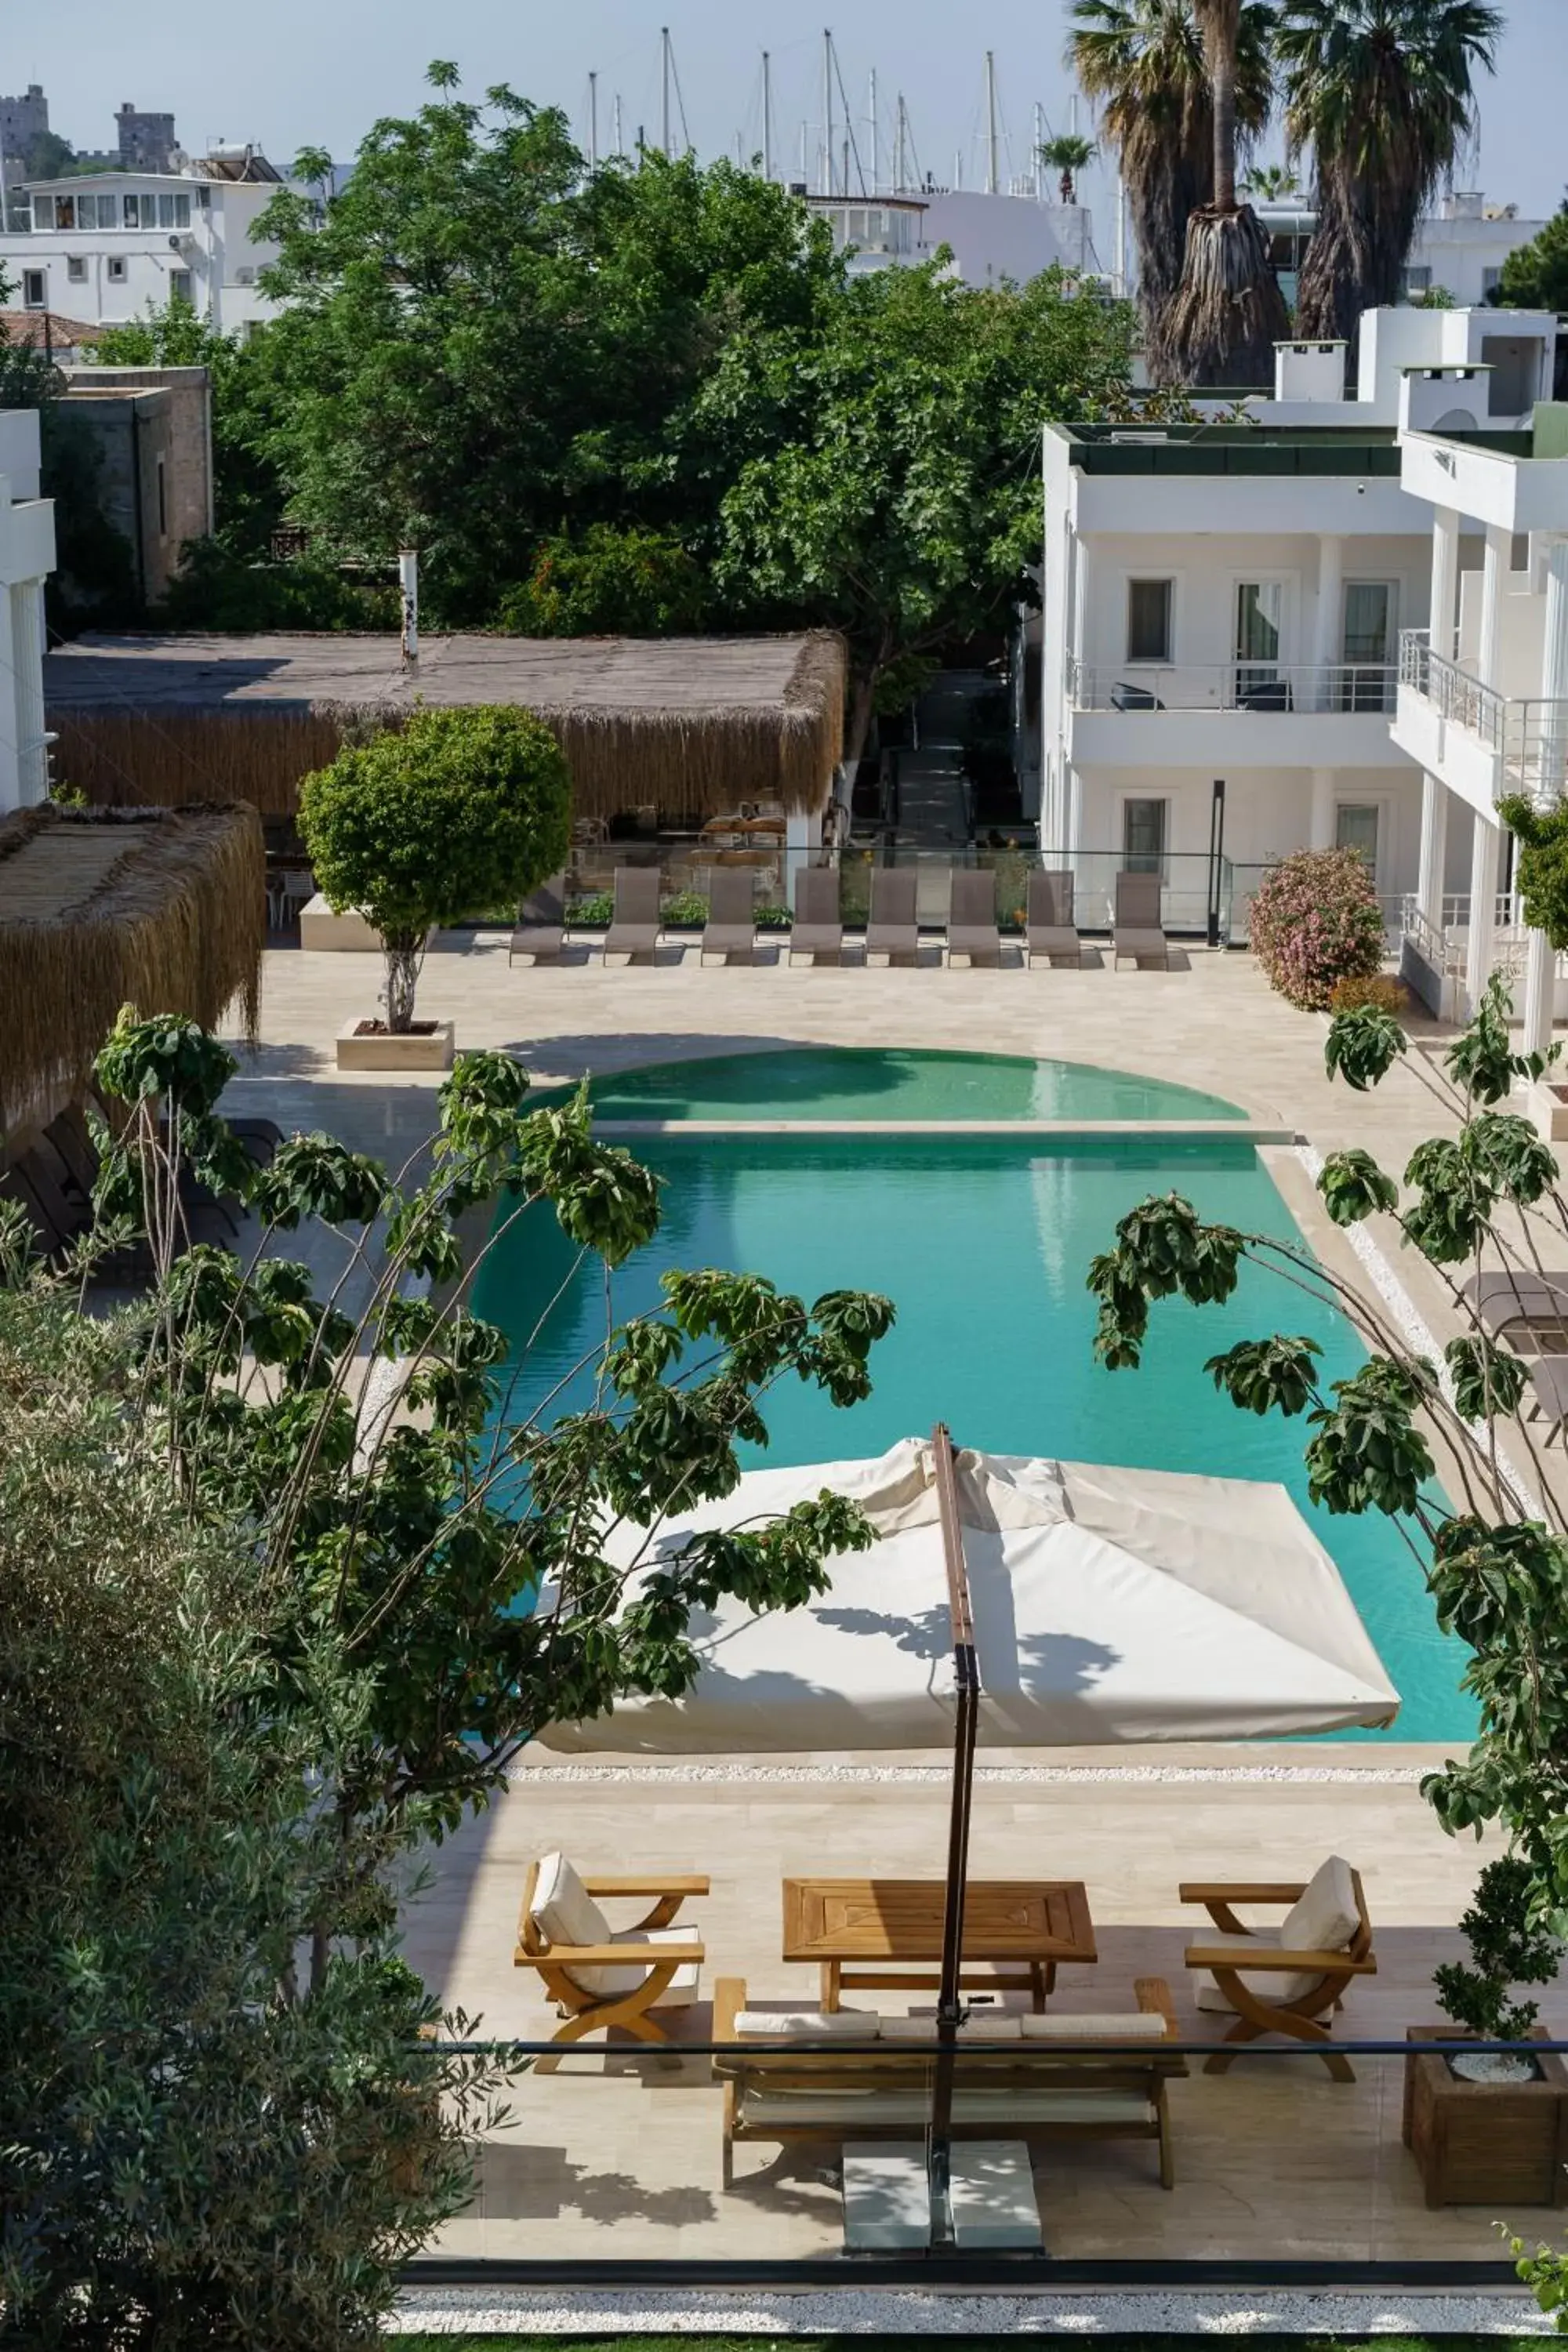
left=1278, top=0, right=1500, bottom=344
left=1160, top=0, right=1292, bottom=387
left=1244, top=161, right=1302, bottom=198
left=1069, top=0, right=1274, bottom=379
left=1038, top=131, right=1098, bottom=204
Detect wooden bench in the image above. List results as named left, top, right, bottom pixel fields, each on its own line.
left=711, top=1976, right=1185, bottom=2190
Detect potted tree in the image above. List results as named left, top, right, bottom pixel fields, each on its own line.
left=1403, top=1858, right=1565, bottom=2206
left=300, top=706, right=572, bottom=1071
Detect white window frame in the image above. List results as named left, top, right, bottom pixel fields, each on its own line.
left=21, top=268, right=46, bottom=310
left=1230, top=570, right=1296, bottom=702
left=1334, top=792, right=1397, bottom=895
left=1115, top=789, right=1172, bottom=880
left=107, top=256, right=128, bottom=283
left=66, top=255, right=87, bottom=282
left=1124, top=575, right=1175, bottom=667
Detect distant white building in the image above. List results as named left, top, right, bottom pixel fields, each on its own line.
left=1033, top=303, right=1559, bottom=938
left=0, top=150, right=292, bottom=337
left=1257, top=190, right=1550, bottom=314
left=0, top=408, right=56, bottom=812
left=804, top=187, right=1098, bottom=289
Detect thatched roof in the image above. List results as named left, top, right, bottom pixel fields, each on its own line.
left=0, top=803, right=264, bottom=1137
left=42, top=630, right=848, bottom=821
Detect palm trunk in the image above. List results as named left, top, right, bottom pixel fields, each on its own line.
left=1060, top=169, right=1074, bottom=205
left=1210, top=49, right=1237, bottom=211
left=1160, top=1, right=1288, bottom=390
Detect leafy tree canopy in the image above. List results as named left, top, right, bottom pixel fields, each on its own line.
left=498, top=524, right=707, bottom=637
left=1493, top=194, right=1568, bottom=314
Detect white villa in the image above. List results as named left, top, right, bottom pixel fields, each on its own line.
left=1035, top=302, right=1561, bottom=966
left=0, top=151, right=290, bottom=336
left=0, top=408, right=56, bottom=811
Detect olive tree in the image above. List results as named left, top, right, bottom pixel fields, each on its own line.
left=299, top=706, right=572, bottom=1032
left=1087, top=978, right=1568, bottom=1926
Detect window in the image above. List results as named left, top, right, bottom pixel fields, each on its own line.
left=54, top=194, right=76, bottom=230
left=1126, top=579, right=1173, bottom=664
left=107, top=256, right=126, bottom=282
left=1341, top=582, right=1395, bottom=710
left=66, top=255, right=86, bottom=281
left=1234, top=581, right=1283, bottom=698
left=1123, top=797, right=1167, bottom=875
left=169, top=268, right=193, bottom=304
left=1403, top=263, right=1432, bottom=294
left=31, top=194, right=54, bottom=230
left=21, top=269, right=45, bottom=310
left=1335, top=804, right=1381, bottom=876
left=1483, top=266, right=1502, bottom=297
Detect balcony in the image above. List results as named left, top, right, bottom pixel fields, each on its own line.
left=1065, top=659, right=1405, bottom=769
left=1394, top=629, right=1568, bottom=815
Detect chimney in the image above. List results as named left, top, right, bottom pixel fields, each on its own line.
left=1399, top=363, right=1486, bottom=435
left=1272, top=339, right=1347, bottom=403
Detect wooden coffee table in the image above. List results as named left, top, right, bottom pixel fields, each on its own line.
left=782, top=1876, right=1097, bottom=2013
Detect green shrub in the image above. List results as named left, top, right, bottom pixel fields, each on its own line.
left=1248, top=847, right=1386, bottom=1011
left=1330, top=973, right=1408, bottom=1017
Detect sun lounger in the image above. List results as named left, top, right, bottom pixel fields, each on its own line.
left=1113, top=869, right=1171, bottom=970
left=713, top=1974, right=1184, bottom=2189
left=866, top=869, right=920, bottom=966
left=946, top=869, right=1002, bottom=967
left=1463, top=1270, right=1568, bottom=1342
left=789, top=866, right=844, bottom=965
left=699, top=868, right=759, bottom=966
left=509, top=873, right=568, bottom=965
left=1027, top=869, right=1085, bottom=968
left=604, top=868, right=662, bottom=964
left=1526, top=1355, right=1568, bottom=1442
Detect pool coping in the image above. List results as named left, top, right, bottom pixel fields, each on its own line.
left=587, top=1118, right=1300, bottom=1142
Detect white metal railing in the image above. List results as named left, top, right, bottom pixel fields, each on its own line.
left=1069, top=659, right=1397, bottom=716
left=1399, top=629, right=1568, bottom=802
left=1399, top=891, right=1568, bottom=984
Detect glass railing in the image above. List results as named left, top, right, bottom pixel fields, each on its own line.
left=1069, top=660, right=1398, bottom=716
left=407, top=2032, right=1562, bottom=2277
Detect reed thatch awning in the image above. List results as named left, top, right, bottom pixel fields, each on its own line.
left=42, top=630, right=848, bottom=822
left=0, top=803, right=264, bottom=1137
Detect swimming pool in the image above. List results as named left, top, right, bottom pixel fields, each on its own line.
left=533, top=1046, right=1249, bottom=1126
left=473, top=1113, right=1472, bottom=1743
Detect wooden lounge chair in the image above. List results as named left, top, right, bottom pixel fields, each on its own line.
left=699, top=868, right=758, bottom=966
left=866, top=868, right=920, bottom=967
left=509, top=873, right=568, bottom=965
left=515, top=1851, right=708, bottom=2062
left=1027, top=869, right=1086, bottom=968
left=788, top=866, right=844, bottom=966
left=713, top=1974, right=1185, bottom=2190
left=604, top=868, right=663, bottom=965
left=1182, top=1855, right=1375, bottom=2081
left=1113, top=869, right=1171, bottom=970
left=946, top=869, right=1002, bottom=967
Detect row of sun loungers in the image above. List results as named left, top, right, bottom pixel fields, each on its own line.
left=0, top=1098, right=281, bottom=1269
left=511, top=868, right=1173, bottom=971
left=1463, top=1269, right=1568, bottom=1442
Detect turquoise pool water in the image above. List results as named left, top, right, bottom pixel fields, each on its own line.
left=536, top=1046, right=1247, bottom=1126
left=473, top=1127, right=1472, bottom=1743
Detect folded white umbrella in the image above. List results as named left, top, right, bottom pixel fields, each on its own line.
left=538, top=1436, right=1400, bottom=1752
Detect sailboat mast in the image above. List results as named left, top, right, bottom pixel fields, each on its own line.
left=823, top=28, right=833, bottom=196
left=762, top=51, right=773, bottom=180
left=588, top=71, right=598, bottom=169
left=868, top=67, right=879, bottom=194
left=985, top=50, right=998, bottom=195
left=614, top=93, right=624, bottom=157
left=1033, top=100, right=1044, bottom=201
left=661, top=27, right=671, bottom=154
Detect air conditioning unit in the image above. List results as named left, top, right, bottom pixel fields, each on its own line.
left=234, top=265, right=255, bottom=286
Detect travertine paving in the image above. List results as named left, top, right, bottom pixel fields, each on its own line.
left=222, top=938, right=1563, bottom=2266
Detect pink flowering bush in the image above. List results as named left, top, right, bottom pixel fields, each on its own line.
left=1248, top=847, right=1387, bottom=1011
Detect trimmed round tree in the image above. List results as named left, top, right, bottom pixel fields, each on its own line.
left=299, top=707, right=572, bottom=1032
left=1247, top=845, right=1387, bottom=1011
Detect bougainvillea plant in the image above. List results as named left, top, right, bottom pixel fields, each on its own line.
left=1247, top=845, right=1388, bottom=1011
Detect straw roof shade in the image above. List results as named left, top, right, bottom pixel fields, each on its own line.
left=0, top=802, right=263, bottom=1138
left=42, top=630, right=848, bottom=822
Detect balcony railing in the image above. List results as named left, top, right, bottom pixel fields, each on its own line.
left=1399, top=629, right=1568, bottom=800
left=1069, top=659, right=1397, bottom=715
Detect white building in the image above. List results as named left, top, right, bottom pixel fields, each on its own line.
left=0, top=408, right=57, bottom=812
left=1036, top=305, right=1559, bottom=932
left=1257, top=190, right=1549, bottom=313
left=1, top=152, right=289, bottom=336
left=1392, top=379, right=1568, bottom=1036
left=805, top=187, right=1097, bottom=287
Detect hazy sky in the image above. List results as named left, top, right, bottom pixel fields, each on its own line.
left=11, top=0, right=1566, bottom=246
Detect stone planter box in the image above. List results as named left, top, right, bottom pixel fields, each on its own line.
left=299, top=895, right=437, bottom=956
left=1403, top=2025, right=1568, bottom=2207
left=1530, top=1080, right=1568, bottom=1143
left=336, top=1019, right=455, bottom=1073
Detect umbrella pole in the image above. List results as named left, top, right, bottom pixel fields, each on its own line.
left=930, top=1423, right=978, bottom=2251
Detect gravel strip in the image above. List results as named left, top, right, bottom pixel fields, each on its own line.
left=510, top=1761, right=1425, bottom=1784
left=390, top=2285, right=1550, bottom=2335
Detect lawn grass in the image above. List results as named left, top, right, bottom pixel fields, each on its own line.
left=390, top=2336, right=1552, bottom=2351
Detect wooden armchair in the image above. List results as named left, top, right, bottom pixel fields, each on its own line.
left=515, top=1852, right=709, bottom=2065
left=1182, top=1856, right=1375, bottom=2081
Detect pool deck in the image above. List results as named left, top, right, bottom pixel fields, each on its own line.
left=223, top=938, right=1567, bottom=2268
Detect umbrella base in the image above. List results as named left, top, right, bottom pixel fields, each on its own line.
left=842, top=2140, right=1042, bottom=2252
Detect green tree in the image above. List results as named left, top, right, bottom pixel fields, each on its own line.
left=1277, top=0, right=1501, bottom=345
left=1069, top=0, right=1276, bottom=379
left=299, top=707, right=573, bottom=1030
left=1493, top=196, right=1568, bottom=314
left=499, top=523, right=708, bottom=636
left=706, top=261, right=1138, bottom=766
left=1038, top=131, right=1098, bottom=203
left=1087, top=977, right=1568, bottom=1966
left=0, top=1267, right=503, bottom=2347
left=1161, top=0, right=1291, bottom=387
left=1243, top=160, right=1302, bottom=198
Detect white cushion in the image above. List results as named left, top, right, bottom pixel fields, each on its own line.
left=564, top=1921, right=702, bottom=2003
left=874, top=2012, right=1023, bottom=2042
left=1279, top=1856, right=1360, bottom=1957
left=1189, top=1929, right=1319, bottom=2011
left=531, top=1851, right=611, bottom=1952
left=1021, top=2010, right=1169, bottom=2041
left=735, top=2009, right=874, bottom=2040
